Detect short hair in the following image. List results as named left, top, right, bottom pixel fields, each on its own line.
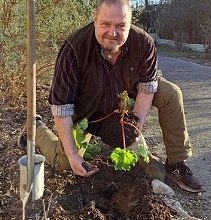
left=96, top=0, right=132, bottom=16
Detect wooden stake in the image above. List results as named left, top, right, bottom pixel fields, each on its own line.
left=26, top=0, right=36, bottom=194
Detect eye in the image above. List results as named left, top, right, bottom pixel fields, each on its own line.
left=118, top=24, right=126, bottom=30
left=101, top=22, right=109, bottom=27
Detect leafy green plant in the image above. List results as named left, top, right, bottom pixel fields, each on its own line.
left=83, top=143, right=101, bottom=160
left=110, top=148, right=138, bottom=171
left=110, top=142, right=149, bottom=171
left=73, top=118, right=101, bottom=159
left=110, top=91, right=149, bottom=171
left=118, top=90, right=135, bottom=113
left=73, top=91, right=149, bottom=171
left=73, top=118, right=89, bottom=149
left=134, top=142, right=149, bottom=164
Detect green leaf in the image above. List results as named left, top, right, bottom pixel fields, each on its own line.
left=118, top=91, right=135, bottom=113
left=110, top=148, right=138, bottom=171
left=136, top=143, right=149, bottom=163
left=83, top=143, right=101, bottom=160
left=73, top=118, right=89, bottom=149
left=126, top=98, right=135, bottom=112
left=73, top=118, right=101, bottom=159
left=77, top=118, right=88, bottom=130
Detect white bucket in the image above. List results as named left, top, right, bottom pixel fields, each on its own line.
left=18, top=154, right=45, bottom=201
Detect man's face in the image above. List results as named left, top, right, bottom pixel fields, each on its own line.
left=94, top=2, right=131, bottom=52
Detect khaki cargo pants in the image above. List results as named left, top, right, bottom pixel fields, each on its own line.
left=36, top=77, right=192, bottom=172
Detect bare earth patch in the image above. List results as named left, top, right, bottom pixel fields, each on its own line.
left=0, top=101, right=174, bottom=219
left=0, top=107, right=207, bottom=220
left=0, top=72, right=210, bottom=219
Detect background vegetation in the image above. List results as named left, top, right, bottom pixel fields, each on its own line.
left=156, top=0, right=211, bottom=44
left=0, top=0, right=97, bottom=105
left=133, top=0, right=211, bottom=56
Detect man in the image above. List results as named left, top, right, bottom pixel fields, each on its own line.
left=20, top=0, right=201, bottom=192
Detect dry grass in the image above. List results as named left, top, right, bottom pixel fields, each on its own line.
left=157, top=44, right=209, bottom=65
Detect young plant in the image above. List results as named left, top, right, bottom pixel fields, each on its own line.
left=73, top=91, right=149, bottom=171
left=118, top=90, right=135, bottom=113
left=110, top=148, right=138, bottom=171
left=110, top=91, right=149, bottom=171
left=73, top=118, right=101, bottom=159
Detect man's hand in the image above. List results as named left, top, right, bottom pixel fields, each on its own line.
left=54, top=116, right=98, bottom=176
left=68, top=152, right=99, bottom=177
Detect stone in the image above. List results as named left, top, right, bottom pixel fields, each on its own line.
left=163, top=198, right=190, bottom=218
left=151, top=179, right=175, bottom=196
left=0, top=143, right=4, bottom=150
left=138, top=154, right=166, bottom=182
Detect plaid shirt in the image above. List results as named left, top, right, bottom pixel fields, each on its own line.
left=49, top=38, right=158, bottom=118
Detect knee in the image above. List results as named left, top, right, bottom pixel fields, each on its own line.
left=153, top=80, right=184, bottom=108
left=168, top=83, right=183, bottom=105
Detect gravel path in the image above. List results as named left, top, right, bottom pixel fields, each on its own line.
left=158, top=55, right=211, bottom=217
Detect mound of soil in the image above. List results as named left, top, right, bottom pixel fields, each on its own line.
left=0, top=137, right=175, bottom=219
left=89, top=113, right=140, bottom=148
left=0, top=103, right=175, bottom=220
left=50, top=155, right=174, bottom=220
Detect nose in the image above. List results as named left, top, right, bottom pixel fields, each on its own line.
left=108, top=26, right=117, bottom=37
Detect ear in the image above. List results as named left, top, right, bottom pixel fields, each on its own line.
left=93, top=10, right=97, bottom=23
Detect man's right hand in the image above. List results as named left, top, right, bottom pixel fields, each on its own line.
left=68, top=152, right=99, bottom=177
left=53, top=116, right=98, bottom=176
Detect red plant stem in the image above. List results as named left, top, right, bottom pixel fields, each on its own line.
left=88, top=111, right=117, bottom=124
left=121, top=118, right=126, bottom=150
left=123, top=121, right=141, bottom=135
left=120, top=97, right=127, bottom=150
left=88, top=93, right=138, bottom=151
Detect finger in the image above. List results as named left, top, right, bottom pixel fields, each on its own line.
left=72, top=165, right=87, bottom=176
left=83, top=167, right=99, bottom=177
left=82, top=161, right=98, bottom=172
left=74, top=169, right=87, bottom=176
left=75, top=167, right=99, bottom=177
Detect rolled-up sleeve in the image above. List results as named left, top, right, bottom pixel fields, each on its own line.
left=51, top=104, right=74, bottom=117
left=136, top=80, right=158, bottom=94
left=138, top=34, right=158, bottom=94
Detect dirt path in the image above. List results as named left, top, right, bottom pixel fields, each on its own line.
left=158, top=55, right=211, bottom=215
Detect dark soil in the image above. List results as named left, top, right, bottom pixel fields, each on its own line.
left=94, top=113, right=140, bottom=147
left=1, top=48, right=211, bottom=220
left=58, top=157, right=173, bottom=220
left=0, top=83, right=175, bottom=219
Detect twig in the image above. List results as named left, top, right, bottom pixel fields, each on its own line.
left=88, top=111, right=118, bottom=124
left=123, top=121, right=141, bottom=135
left=41, top=192, right=53, bottom=220
left=120, top=119, right=126, bottom=150
left=46, top=192, right=53, bottom=218
left=42, top=199, right=47, bottom=220
left=37, top=63, right=54, bottom=75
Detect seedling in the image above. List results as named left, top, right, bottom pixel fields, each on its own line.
left=110, top=91, right=149, bottom=171
left=110, top=148, right=138, bottom=171
left=73, top=91, right=149, bottom=171
left=73, top=118, right=101, bottom=159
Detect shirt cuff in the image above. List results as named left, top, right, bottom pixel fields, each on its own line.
left=51, top=104, right=74, bottom=117
left=136, top=81, right=158, bottom=94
